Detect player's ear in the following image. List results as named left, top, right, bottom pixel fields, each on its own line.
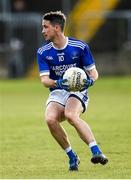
left=55, top=24, right=61, bottom=31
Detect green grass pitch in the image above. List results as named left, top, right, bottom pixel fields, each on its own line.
left=0, top=77, right=131, bottom=178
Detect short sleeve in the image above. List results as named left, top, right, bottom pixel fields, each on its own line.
left=37, top=50, right=50, bottom=76
left=81, top=45, right=96, bottom=71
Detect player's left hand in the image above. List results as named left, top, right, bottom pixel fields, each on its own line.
left=81, top=78, right=94, bottom=91
left=55, top=79, right=69, bottom=91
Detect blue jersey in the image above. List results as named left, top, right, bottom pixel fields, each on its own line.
left=37, top=37, right=95, bottom=91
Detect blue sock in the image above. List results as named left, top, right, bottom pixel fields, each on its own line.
left=67, top=150, right=76, bottom=159
left=89, top=141, right=102, bottom=155
left=90, top=145, right=102, bottom=155
left=65, top=147, right=76, bottom=159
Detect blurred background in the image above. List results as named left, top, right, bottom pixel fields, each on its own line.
left=1, top=2, right=131, bottom=178
left=0, top=0, right=131, bottom=79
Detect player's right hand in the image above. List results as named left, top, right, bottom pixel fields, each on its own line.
left=55, top=79, right=69, bottom=91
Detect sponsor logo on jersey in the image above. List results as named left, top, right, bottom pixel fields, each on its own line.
left=51, top=63, right=76, bottom=77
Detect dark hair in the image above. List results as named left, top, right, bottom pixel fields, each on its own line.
left=43, top=11, right=66, bottom=31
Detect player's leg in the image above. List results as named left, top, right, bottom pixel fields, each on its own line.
left=45, top=101, right=80, bottom=170
left=65, top=96, right=108, bottom=165
left=45, top=101, right=69, bottom=149
left=65, top=96, right=95, bottom=144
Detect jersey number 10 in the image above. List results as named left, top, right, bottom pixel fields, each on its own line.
left=58, top=55, right=64, bottom=62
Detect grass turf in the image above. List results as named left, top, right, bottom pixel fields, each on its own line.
left=0, top=77, right=131, bottom=178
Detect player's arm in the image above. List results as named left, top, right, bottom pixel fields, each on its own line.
left=86, top=67, right=98, bottom=82
left=81, top=44, right=98, bottom=89
left=37, top=50, right=69, bottom=90
left=81, top=67, right=98, bottom=90
left=40, top=75, right=56, bottom=88
left=40, top=75, right=69, bottom=90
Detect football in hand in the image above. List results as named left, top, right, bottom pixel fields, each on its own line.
left=63, top=67, right=87, bottom=91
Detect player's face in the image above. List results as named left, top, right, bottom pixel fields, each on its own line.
left=42, top=20, right=56, bottom=41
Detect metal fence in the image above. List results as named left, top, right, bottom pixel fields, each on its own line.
left=0, top=13, right=42, bottom=78
left=87, top=11, right=131, bottom=75
left=0, top=10, right=131, bottom=78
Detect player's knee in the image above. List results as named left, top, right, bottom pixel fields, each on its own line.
left=64, top=111, right=77, bottom=125
left=45, top=114, right=58, bottom=127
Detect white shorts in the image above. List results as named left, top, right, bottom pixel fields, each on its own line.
left=46, top=89, right=89, bottom=112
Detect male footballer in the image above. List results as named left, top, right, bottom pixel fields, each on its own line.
left=37, top=11, right=108, bottom=171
